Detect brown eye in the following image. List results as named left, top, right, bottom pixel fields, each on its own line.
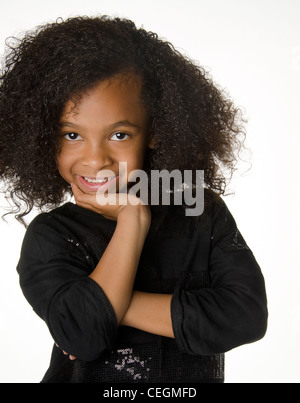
left=64, top=132, right=82, bottom=141
left=111, top=132, right=129, bottom=141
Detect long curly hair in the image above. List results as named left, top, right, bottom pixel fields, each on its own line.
left=0, top=16, right=245, bottom=224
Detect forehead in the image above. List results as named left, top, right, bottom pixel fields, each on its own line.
left=60, top=74, right=148, bottom=128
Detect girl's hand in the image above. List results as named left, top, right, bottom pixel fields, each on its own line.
left=71, top=183, right=151, bottom=226
left=55, top=344, right=77, bottom=361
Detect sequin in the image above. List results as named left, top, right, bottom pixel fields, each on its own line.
left=104, top=348, right=152, bottom=381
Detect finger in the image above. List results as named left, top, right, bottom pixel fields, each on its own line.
left=71, top=185, right=99, bottom=211
left=75, top=190, right=117, bottom=211
left=71, top=183, right=98, bottom=207
left=69, top=355, right=77, bottom=360
left=71, top=183, right=98, bottom=206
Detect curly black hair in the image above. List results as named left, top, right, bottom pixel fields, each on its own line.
left=0, top=15, right=245, bottom=224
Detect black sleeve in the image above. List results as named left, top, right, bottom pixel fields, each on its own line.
left=171, top=199, right=268, bottom=355
left=17, top=216, right=118, bottom=361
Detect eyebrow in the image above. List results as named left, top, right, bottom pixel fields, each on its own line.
left=59, top=120, right=141, bottom=130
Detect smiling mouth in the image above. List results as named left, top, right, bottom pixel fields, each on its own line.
left=83, top=176, right=116, bottom=184
left=77, top=174, right=119, bottom=191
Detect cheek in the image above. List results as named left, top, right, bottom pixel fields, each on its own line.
left=56, top=150, right=74, bottom=178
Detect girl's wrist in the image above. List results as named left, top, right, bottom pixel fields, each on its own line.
left=117, top=204, right=151, bottom=233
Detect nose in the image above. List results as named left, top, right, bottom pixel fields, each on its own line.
left=81, top=140, right=113, bottom=172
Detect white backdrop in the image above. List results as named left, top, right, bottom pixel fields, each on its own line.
left=0, top=0, right=299, bottom=383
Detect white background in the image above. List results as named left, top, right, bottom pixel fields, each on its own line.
left=0, top=0, right=299, bottom=383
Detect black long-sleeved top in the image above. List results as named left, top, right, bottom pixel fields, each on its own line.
left=17, top=196, right=268, bottom=383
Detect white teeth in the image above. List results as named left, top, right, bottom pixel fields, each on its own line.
left=83, top=176, right=114, bottom=184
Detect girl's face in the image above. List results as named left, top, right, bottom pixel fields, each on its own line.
left=57, top=74, right=152, bottom=195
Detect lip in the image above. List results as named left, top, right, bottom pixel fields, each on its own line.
left=76, top=174, right=119, bottom=193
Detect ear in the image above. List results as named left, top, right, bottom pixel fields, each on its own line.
left=147, top=133, right=155, bottom=149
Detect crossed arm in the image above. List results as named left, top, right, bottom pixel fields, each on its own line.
left=55, top=186, right=267, bottom=361
left=87, top=201, right=174, bottom=338
left=61, top=185, right=174, bottom=359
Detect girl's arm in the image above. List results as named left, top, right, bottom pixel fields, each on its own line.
left=88, top=208, right=150, bottom=325
left=73, top=185, right=151, bottom=325
left=121, top=291, right=174, bottom=338
left=73, top=186, right=174, bottom=340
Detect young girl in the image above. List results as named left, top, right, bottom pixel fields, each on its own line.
left=0, top=16, right=267, bottom=383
